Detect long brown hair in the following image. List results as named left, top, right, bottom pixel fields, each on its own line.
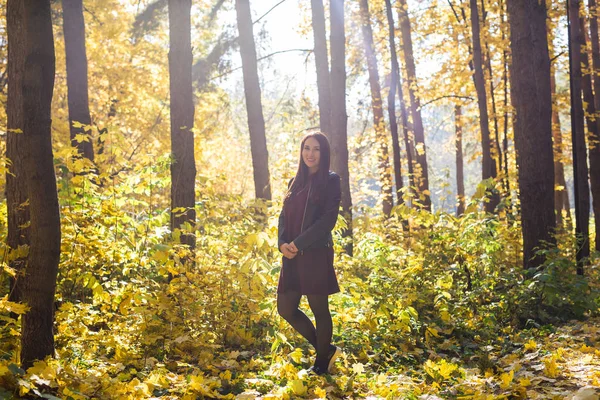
left=284, top=131, right=331, bottom=205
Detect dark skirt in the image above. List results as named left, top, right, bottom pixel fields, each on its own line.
left=277, top=246, right=340, bottom=295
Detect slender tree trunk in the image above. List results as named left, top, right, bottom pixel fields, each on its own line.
left=470, top=0, right=499, bottom=213
left=63, top=0, right=94, bottom=162
left=501, top=2, right=510, bottom=195
left=507, top=0, right=556, bottom=270
left=235, top=0, right=272, bottom=200
left=397, top=0, right=430, bottom=210
left=168, top=0, right=196, bottom=248
left=580, top=19, right=600, bottom=253
left=486, top=47, right=503, bottom=190
left=6, top=0, right=29, bottom=309
left=19, top=0, right=61, bottom=368
left=480, top=0, right=504, bottom=192
left=455, top=105, right=465, bottom=216
left=330, top=0, right=352, bottom=254
left=587, top=0, right=600, bottom=250
left=359, top=0, right=393, bottom=217
left=568, top=0, right=590, bottom=273
left=399, top=81, right=415, bottom=197
left=551, top=70, right=572, bottom=226
left=385, top=0, right=404, bottom=205
left=310, top=0, right=331, bottom=136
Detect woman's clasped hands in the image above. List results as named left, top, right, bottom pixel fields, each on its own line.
left=280, top=242, right=299, bottom=259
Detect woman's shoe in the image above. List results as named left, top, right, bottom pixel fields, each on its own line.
left=327, top=345, right=342, bottom=372
left=308, top=365, right=328, bottom=376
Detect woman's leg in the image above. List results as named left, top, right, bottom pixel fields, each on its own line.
left=277, top=291, right=317, bottom=347
left=307, top=294, right=333, bottom=369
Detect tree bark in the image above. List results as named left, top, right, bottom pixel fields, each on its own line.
left=455, top=105, right=465, bottom=216
left=587, top=0, right=600, bottom=250
left=551, top=70, right=572, bottom=226
left=580, top=18, right=600, bottom=254
left=6, top=0, right=29, bottom=309
left=359, top=0, right=393, bottom=217
left=310, top=0, right=331, bottom=137
left=330, top=0, right=352, bottom=254
left=470, top=0, right=499, bottom=213
left=62, top=0, right=94, bottom=162
left=501, top=0, right=510, bottom=195
left=19, top=0, right=61, bottom=368
left=568, top=0, right=590, bottom=273
left=168, top=0, right=196, bottom=248
left=384, top=0, right=404, bottom=205
left=397, top=0, right=430, bottom=210
left=507, top=0, right=556, bottom=270
left=235, top=0, right=272, bottom=200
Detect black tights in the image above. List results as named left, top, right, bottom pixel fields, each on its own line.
left=277, top=292, right=333, bottom=369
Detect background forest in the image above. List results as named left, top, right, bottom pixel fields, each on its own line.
left=0, top=0, right=599, bottom=399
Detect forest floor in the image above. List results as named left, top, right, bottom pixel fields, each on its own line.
left=229, top=317, right=600, bottom=399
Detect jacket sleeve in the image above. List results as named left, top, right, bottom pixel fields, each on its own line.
left=277, top=178, right=294, bottom=252
left=293, top=174, right=341, bottom=251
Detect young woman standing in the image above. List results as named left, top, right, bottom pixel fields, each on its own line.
left=277, top=131, right=342, bottom=375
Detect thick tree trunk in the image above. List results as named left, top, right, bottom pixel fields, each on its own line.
left=359, top=0, right=393, bottom=217
left=580, top=18, right=600, bottom=253
left=568, top=0, right=591, bottom=273
left=19, top=0, right=61, bottom=368
left=551, top=71, right=572, bottom=226
left=507, top=0, right=556, bottom=269
left=470, top=0, right=499, bottom=213
left=235, top=0, right=272, bottom=200
left=455, top=105, right=465, bottom=216
left=384, top=0, right=404, bottom=205
left=587, top=0, right=600, bottom=250
left=63, top=0, right=94, bottom=162
left=6, top=0, right=29, bottom=308
left=168, top=0, right=196, bottom=248
left=330, top=0, right=352, bottom=254
left=397, top=0, right=430, bottom=210
left=310, top=0, right=331, bottom=136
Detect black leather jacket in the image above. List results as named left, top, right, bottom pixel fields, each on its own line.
left=278, top=171, right=342, bottom=253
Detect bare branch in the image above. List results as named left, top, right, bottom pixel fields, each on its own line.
left=421, top=95, right=475, bottom=107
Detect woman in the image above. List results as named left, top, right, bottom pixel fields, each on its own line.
left=277, top=131, right=342, bottom=375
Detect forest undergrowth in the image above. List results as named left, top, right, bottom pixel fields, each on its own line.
left=0, top=166, right=599, bottom=399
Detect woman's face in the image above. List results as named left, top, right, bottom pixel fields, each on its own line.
left=302, top=137, right=321, bottom=172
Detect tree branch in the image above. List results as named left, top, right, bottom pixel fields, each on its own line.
left=209, top=48, right=313, bottom=81
left=421, top=95, right=474, bottom=107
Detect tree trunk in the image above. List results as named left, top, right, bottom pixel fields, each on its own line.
left=397, top=0, right=430, bottom=210
left=470, top=0, right=499, bottom=213
left=587, top=0, right=600, bottom=250
left=501, top=0, right=510, bottom=196
left=62, top=0, right=94, bottom=162
left=19, top=0, right=61, bottom=368
left=6, top=0, right=29, bottom=310
left=330, top=0, right=352, bottom=254
left=481, top=1, right=504, bottom=194
left=580, top=18, right=600, bottom=254
left=551, top=70, right=572, bottom=226
left=384, top=0, right=404, bottom=205
left=568, top=0, right=591, bottom=273
left=168, top=0, right=196, bottom=248
left=310, top=0, right=331, bottom=137
left=235, top=0, right=271, bottom=200
left=359, top=0, right=393, bottom=217
left=507, top=0, right=556, bottom=270
left=455, top=105, right=465, bottom=216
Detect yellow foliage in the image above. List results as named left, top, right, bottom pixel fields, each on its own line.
left=499, top=369, right=514, bottom=389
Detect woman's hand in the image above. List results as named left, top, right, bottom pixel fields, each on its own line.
left=280, top=243, right=298, bottom=259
